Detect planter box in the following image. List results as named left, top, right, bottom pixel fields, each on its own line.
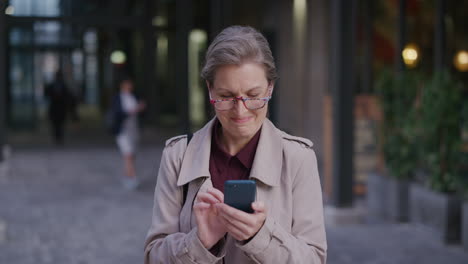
left=367, top=172, right=388, bottom=221
left=367, top=172, right=409, bottom=222
left=409, top=184, right=461, bottom=244
left=386, top=176, right=409, bottom=222
left=462, top=202, right=468, bottom=250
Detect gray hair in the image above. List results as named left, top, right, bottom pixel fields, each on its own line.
left=201, top=26, right=278, bottom=86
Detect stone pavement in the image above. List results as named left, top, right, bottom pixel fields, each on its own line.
left=0, top=145, right=467, bottom=264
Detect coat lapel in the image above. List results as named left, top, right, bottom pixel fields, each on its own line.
left=176, top=118, right=283, bottom=188
left=177, top=119, right=215, bottom=186
left=249, top=119, right=283, bottom=187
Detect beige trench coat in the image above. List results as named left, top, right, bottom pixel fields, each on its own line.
left=144, top=118, right=327, bottom=264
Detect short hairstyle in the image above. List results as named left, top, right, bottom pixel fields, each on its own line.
left=201, top=26, right=278, bottom=87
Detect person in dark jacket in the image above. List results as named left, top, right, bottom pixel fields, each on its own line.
left=44, top=70, right=72, bottom=145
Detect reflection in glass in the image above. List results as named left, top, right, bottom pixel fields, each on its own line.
left=10, top=0, right=60, bottom=17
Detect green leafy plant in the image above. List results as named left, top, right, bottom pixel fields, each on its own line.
left=414, top=71, right=464, bottom=193
left=375, top=69, right=422, bottom=180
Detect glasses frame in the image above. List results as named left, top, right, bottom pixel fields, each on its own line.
left=209, top=88, right=273, bottom=111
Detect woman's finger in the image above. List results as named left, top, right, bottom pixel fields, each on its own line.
left=218, top=208, right=251, bottom=234
left=196, top=192, right=221, bottom=204
left=216, top=202, right=267, bottom=240
left=193, top=202, right=211, bottom=211
left=216, top=203, right=254, bottom=226
left=218, top=214, right=249, bottom=241
left=207, top=188, right=224, bottom=203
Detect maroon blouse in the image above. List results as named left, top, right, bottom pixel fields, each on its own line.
left=209, top=120, right=261, bottom=193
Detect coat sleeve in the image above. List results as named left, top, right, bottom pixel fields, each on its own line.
left=237, top=148, right=327, bottom=263
left=144, top=144, right=226, bottom=264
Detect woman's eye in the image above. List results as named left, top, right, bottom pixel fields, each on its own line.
left=249, top=95, right=260, bottom=98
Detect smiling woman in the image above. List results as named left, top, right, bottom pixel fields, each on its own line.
left=208, top=63, right=272, bottom=153
left=144, top=25, right=327, bottom=264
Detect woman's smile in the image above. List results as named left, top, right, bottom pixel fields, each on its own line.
left=230, top=116, right=253, bottom=124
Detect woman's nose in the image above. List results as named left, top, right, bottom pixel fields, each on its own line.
left=233, top=98, right=248, bottom=112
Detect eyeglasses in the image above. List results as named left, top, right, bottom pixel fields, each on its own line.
left=209, top=87, right=274, bottom=111
left=210, top=96, right=271, bottom=110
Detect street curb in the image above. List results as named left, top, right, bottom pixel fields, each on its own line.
left=0, top=219, right=6, bottom=243
left=0, top=145, right=11, bottom=180
left=324, top=204, right=367, bottom=226
left=0, top=146, right=10, bottom=243
left=0, top=162, right=7, bottom=181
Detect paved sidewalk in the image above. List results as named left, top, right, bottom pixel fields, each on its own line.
left=0, top=146, right=467, bottom=264
left=0, top=146, right=159, bottom=264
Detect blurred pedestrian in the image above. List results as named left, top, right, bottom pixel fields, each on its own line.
left=44, top=70, right=72, bottom=145
left=110, top=77, right=146, bottom=190
left=144, top=26, right=327, bottom=263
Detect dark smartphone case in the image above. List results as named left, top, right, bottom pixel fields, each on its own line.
left=224, top=180, right=256, bottom=213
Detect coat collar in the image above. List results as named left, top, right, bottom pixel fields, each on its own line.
left=249, top=119, right=282, bottom=186
left=177, top=118, right=283, bottom=187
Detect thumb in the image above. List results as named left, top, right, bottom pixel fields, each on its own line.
left=252, top=201, right=266, bottom=213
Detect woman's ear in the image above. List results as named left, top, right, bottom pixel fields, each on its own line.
left=268, top=82, right=275, bottom=96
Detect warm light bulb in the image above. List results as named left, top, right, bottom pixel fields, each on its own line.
left=402, top=44, right=419, bottom=68
left=110, top=50, right=126, bottom=64
left=454, top=50, right=468, bottom=72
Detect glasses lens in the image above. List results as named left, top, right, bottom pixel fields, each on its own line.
left=215, top=100, right=234, bottom=110
left=245, top=99, right=266, bottom=110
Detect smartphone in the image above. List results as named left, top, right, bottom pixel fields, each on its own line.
left=224, top=180, right=256, bottom=213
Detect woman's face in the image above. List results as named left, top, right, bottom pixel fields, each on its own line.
left=209, top=62, right=272, bottom=141
left=121, top=80, right=133, bottom=92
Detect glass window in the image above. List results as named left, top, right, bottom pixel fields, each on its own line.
left=33, top=22, right=61, bottom=45
left=9, top=27, right=32, bottom=45
left=9, top=0, right=60, bottom=17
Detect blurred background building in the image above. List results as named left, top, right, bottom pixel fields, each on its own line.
left=1, top=1, right=468, bottom=263
left=0, top=0, right=467, bottom=207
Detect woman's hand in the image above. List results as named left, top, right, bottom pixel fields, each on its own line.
left=215, top=201, right=267, bottom=242
left=193, top=188, right=227, bottom=249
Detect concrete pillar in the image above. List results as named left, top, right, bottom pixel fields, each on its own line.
left=143, top=0, right=158, bottom=124
left=175, top=0, right=191, bottom=134
left=304, top=0, right=328, bottom=177
left=329, top=0, right=356, bottom=207
left=276, top=0, right=301, bottom=135
left=276, top=0, right=327, bottom=178
left=0, top=1, right=7, bottom=162
left=275, top=0, right=288, bottom=132
left=210, top=0, right=232, bottom=40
